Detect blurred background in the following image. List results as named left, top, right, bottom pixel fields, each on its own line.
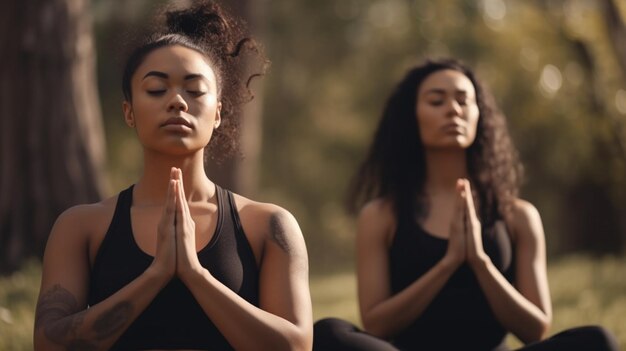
left=1, top=0, right=625, bottom=349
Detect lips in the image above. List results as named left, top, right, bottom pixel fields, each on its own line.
left=161, top=116, right=193, bottom=129
left=442, top=123, right=465, bottom=134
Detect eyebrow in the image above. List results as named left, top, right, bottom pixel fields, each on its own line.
left=142, top=71, right=207, bottom=81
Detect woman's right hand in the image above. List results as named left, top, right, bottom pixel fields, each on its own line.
left=444, top=179, right=467, bottom=267
left=150, top=169, right=178, bottom=281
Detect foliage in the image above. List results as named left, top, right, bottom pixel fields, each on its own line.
left=256, top=0, right=626, bottom=270
left=90, top=1, right=626, bottom=270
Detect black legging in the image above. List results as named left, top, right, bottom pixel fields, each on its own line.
left=313, top=318, right=620, bottom=351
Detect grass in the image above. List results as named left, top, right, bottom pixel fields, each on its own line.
left=0, top=260, right=40, bottom=351
left=311, top=254, right=626, bottom=349
left=1, top=255, right=624, bottom=350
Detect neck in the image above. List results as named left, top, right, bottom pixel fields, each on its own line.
left=134, top=149, right=214, bottom=205
left=424, top=148, right=468, bottom=195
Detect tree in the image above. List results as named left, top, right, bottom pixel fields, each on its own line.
left=0, top=0, right=106, bottom=274
left=603, top=0, right=626, bottom=81
left=534, top=0, right=626, bottom=254
left=256, top=0, right=626, bottom=269
left=601, top=0, right=626, bottom=253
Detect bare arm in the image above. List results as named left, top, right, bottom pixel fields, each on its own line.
left=34, top=182, right=177, bottom=350
left=357, top=199, right=464, bottom=339
left=173, top=171, right=312, bottom=351
left=462, top=180, right=552, bottom=343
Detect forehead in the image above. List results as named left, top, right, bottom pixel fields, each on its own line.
left=419, top=69, right=475, bottom=95
left=134, top=45, right=217, bottom=82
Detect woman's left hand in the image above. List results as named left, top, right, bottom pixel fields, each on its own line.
left=458, top=179, right=489, bottom=268
left=172, top=168, right=204, bottom=279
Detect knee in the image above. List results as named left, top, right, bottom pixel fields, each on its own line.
left=313, top=318, right=358, bottom=351
left=314, top=317, right=354, bottom=337
left=577, top=326, right=619, bottom=351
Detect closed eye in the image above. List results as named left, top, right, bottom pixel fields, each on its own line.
left=188, top=91, right=207, bottom=97
left=147, top=90, right=166, bottom=96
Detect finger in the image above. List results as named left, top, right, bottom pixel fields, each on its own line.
left=174, top=168, right=187, bottom=205
left=463, top=179, right=478, bottom=221
left=174, top=176, right=188, bottom=219
left=451, top=184, right=465, bottom=233
left=175, top=180, right=184, bottom=218
left=169, top=166, right=178, bottom=227
left=170, top=167, right=177, bottom=181
left=178, top=171, right=195, bottom=224
left=176, top=180, right=194, bottom=235
left=456, top=178, right=465, bottom=192
left=176, top=168, right=184, bottom=188
left=160, top=179, right=177, bottom=229
left=177, top=168, right=188, bottom=203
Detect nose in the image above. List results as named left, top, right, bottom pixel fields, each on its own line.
left=446, top=99, right=462, bottom=118
left=168, top=93, right=188, bottom=112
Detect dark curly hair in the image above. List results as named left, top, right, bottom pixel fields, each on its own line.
left=121, top=0, right=267, bottom=162
left=347, top=58, right=523, bottom=226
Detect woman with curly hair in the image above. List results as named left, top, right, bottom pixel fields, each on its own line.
left=34, top=1, right=312, bottom=350
left=313, top=59, right=618, bottom=350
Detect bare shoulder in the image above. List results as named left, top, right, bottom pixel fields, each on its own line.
left=357, top=198, right=397, bottom=245
left=230, top=193, right=304, bottom=256
left=41, top=194, right=121, bottom=280
left=48, top=195, right=118, bottom=247
left=508, top=198, right=544, bottom=244
left=230, top=193, right=298, bottom=226
left=360, top=198, right=395, bottom=219
left=60, top=196, right=116, bottom=220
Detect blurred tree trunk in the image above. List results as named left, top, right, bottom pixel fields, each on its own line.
left=536, top=1, right=626, bottom=254
left=601, top=0, right=626, bottom=254
left=599, top=0, right=626, bottom=161
left=205, top=0, right=265, bottom=196
left=0, top=0, right=106, bottom=274
left=566, top=39, right=624, bottom=255
left=602, top=0, right=626, bottom=80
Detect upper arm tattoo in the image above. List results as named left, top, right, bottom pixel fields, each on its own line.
left=269, top=213, right=293, bottom=254
left=35, top=284, right=133, bottom=349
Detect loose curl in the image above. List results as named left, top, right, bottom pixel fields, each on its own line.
left=347, top=58, right=523, bottom=226
left=121, top=0, right=268, bottom=162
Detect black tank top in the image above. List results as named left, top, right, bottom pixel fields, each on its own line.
left=389, top=216, right=514, bottom=351
left=88, top=185, right=259, bottom=350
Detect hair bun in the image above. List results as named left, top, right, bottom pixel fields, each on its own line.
left=165, top=1, right=229, bottom=43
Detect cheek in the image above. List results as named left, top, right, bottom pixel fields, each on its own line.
left=195, top=96, right=218, bottom=116
left=466, top=110, right=480, bottom=139
left=416, top=106, right=438, bottom=135
left=195, top=99, right=219, bottom=133
left=130, top=99, right=156, bottom=123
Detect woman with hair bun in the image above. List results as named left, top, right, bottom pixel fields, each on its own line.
left=313, top=59, right=618, bottom=351
left=34, top=1, right=312, bottom=350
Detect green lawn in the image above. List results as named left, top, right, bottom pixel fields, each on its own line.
left=311, top=255, right=626, bottom=349
left=2, top=255, right=624, bottom=350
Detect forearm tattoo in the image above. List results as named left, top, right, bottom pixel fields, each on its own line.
left=93, top=302, right=132, bottom=340
left=35, top=284, right=85, bottom=343
left=35, top=284, right=132, bottom=350
left=269, top=213, right=292, bottom=254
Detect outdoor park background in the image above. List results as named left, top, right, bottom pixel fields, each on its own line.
left=1, top=0, right=625, bottom=349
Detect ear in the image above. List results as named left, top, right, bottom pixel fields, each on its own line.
left=214, top=101, right=222, bottom=129
left=122, top=101, right=135, bottom=127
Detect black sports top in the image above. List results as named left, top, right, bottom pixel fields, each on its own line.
left=88, top=185, right=259, bottom=350
left=389, top=216, right=515, bottom=351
